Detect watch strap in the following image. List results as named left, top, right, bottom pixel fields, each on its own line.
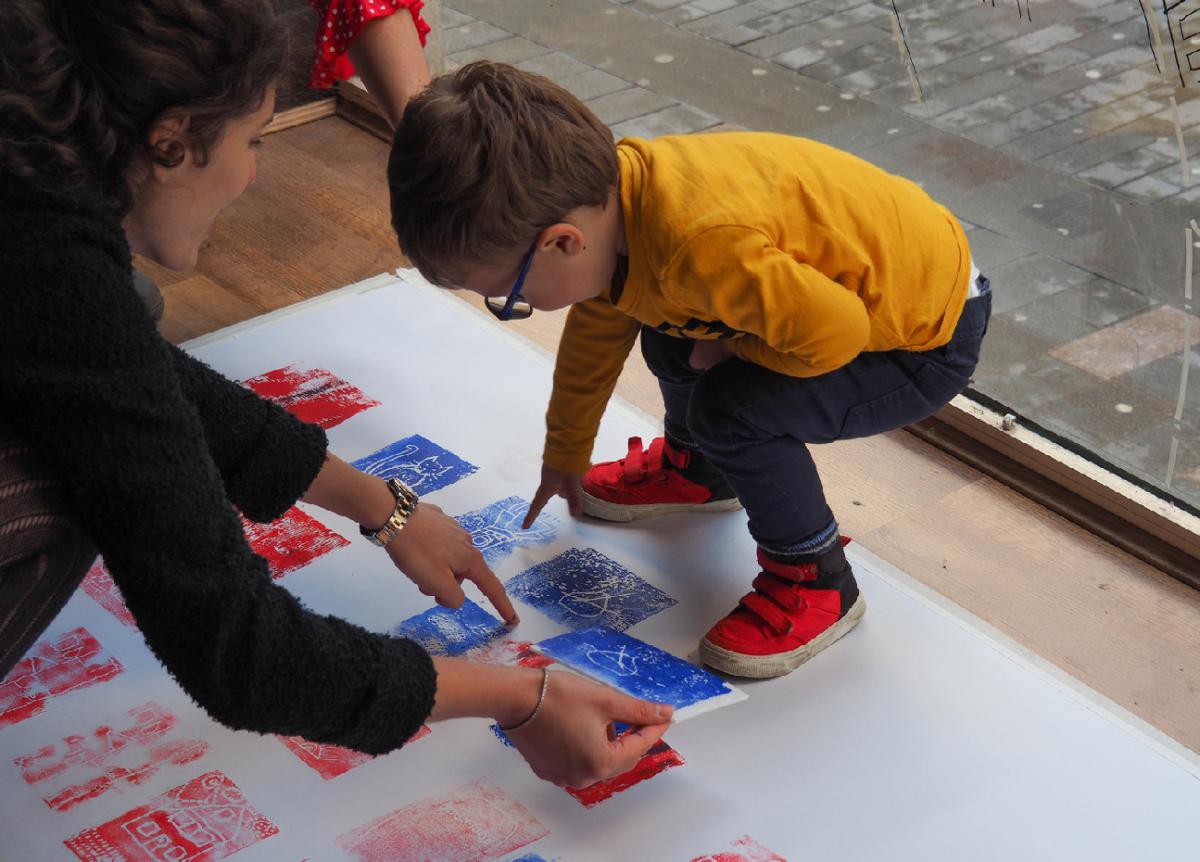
left=360, top=478, right=419, bottom=548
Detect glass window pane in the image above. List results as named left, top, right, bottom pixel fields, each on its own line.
left=448, top=0, right=1200, bottom=512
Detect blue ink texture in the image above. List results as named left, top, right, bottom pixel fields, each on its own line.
left=390, top=599, right=507, bottom=656
left=351, top=434, right=477, bottom=493
left=455, top=496, right=557, bottom=564
left=507, top=548, right=676, bottom=632
left=537, top=627, right=730, bottom=710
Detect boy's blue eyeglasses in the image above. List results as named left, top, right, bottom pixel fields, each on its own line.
left=484, top=245, right=536, bottom=321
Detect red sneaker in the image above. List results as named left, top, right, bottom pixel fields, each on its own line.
left=699, top=540, right=865, bottom=678
left=581, top=436, right=741, bottom=522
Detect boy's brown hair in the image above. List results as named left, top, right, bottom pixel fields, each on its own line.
left=388, top=60, right=617, bottom=286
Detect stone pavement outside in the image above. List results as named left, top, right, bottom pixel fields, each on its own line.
left=440, top=0, right=1200, bottom=510
left=623, top=0, right=1200, bottom=205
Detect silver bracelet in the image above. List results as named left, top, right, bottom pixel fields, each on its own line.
left=499, top=667, right=549, bottom=734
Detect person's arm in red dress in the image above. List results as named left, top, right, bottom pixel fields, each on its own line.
left=308, top=0, right=431, bottom=129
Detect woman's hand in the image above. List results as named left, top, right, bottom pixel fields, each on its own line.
left=523, top=464, right=583, bottom=528
left=431, top=658, right=673, bottom=788
left=385, top=501, right=517, bottom=624
left=302, top=454, right=516, bottom=624
left=505, top=670, right=674, bottom=788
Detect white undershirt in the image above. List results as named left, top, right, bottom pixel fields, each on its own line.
left=967, top=260, right=982, bottom=299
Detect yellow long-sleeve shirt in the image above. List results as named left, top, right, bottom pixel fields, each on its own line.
left=544, top=132, right=972, bottom=474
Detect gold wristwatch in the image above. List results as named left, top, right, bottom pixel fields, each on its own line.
left=359, top=478, right=419, bottom=547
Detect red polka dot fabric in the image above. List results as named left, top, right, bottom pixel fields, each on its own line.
left=307, top=0, right=430, bottom=89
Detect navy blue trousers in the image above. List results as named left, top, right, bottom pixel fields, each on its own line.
left=642, top=280, right=992, bottom=555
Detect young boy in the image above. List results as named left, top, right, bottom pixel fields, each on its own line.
left=388, top=61, right=992, bottom=679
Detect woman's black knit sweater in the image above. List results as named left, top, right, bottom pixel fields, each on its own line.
left=0, top=177, right=435, bottom=754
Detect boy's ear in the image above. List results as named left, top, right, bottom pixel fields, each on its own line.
left=542, top=223, right=586, bottom=256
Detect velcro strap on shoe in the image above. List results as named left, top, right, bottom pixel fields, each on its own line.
left=739, top=592, right=793, bottom=635
left=662, top=439, right=691, bottom=469
left=621, top=436, right=647, bottom=484
left=756, top=548, right=819, bottom=582
left=752, top=572, right=805, bottom=610
left=645, top=437, right=668, bottom=481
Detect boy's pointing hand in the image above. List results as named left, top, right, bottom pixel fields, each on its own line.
left=523, top=465, right=583, bottom=528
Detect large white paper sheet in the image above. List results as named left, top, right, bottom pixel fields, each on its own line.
left=1, top=272, right=1197, bottom=862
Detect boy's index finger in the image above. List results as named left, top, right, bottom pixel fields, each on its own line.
left=522, top=486, right=553, bottom=529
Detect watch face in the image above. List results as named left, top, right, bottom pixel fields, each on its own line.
left=359, top=524, right=383, bottom=546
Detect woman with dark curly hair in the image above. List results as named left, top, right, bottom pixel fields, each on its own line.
left=0, top=0, right=672, bottom=789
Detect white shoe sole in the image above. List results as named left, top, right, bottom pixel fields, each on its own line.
left=698, top=594, right=867, bottom=679
left=580, top=490, right=743, bottom=522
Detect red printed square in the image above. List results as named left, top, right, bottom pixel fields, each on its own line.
left=65, top=771, right=279, bottom=862
left=242, top=365, right=379, bottom=429
left=567, top=738, right=684, bottom=807
left=81, top=562, right=139, bottom=630
left=15, top=701, right=209, bottom=812
left=0, top=627, right=124, bottom=728
left=691, top=835, right=788, bottom=862
left=278, top=737, right=374, bottom=781
left=242, top=506, right=349, bottom=580
left=276, top=722, right=430, bottom=782
left=337, top=780, right=548, bottom=862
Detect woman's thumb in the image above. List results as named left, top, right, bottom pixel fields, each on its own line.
left=610, top=694, right=674, bottom=726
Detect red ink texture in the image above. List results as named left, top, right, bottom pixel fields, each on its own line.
left=65, top=771, right=279, bottom=862
left=16, top=702, right=208, bottom=812
left=242, top=507, right=349, bottom=580
left=691, top=836, right=788, bottom=862
left=337, top=779, right=548, bottom=862
left=279, top=725, right=428, bottom=780
left=0, top=628, right=124, bottom=728
left=242, top=365, right=379, bottom=429
left=567, top=738, right=684, bottom=807
left=466, top=639, right=555, bottom=669
left=279, top=736, right=373, bottom=781
left=81, top=562, right=139, bottom=630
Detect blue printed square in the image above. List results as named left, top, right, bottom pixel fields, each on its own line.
left=455, top=496, right=557, bottom=564
left=351, top=434, right=477, bottom=494
left=389, top=599, right=508, bottom=656
left=537, top=627, right=738, bottom=714
left=507, top=548, right=677, bottom=633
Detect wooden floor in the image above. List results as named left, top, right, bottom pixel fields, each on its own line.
left=145, top=117, right=1200, bottom=755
